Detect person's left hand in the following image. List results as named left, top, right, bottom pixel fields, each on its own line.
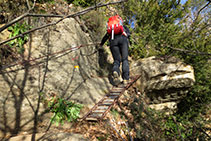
left=98, top=45, right=104, bottom=51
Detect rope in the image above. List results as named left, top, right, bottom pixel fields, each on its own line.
left=0, top=42, right=100, bottom=73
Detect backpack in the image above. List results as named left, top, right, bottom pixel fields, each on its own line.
left=106, top=15, right=124, bottom=40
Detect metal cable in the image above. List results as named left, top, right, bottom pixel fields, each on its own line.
left=0, top=42, right=100, bottom=73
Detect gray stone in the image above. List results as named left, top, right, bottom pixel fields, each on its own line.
left=8, top=132, right=87, bottom=141
left=131, top=56, right=195, bottom=104
left=0, top=18, right=107, bottom=138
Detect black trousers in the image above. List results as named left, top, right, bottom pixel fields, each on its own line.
left=110, top=35, right=129, bottom=80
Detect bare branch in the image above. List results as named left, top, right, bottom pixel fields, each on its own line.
left=26, top=0, right=31, bottom=10
left=0, top=13, right=64, bottom=33
left=0, top=13, right=29, bottom=33
left=26, top=0, right=37, bottom=11
left=193, top=1, right=210, bottom=23
left=32, top=0, right=37, bottom=10
left=0, top=20, right=57, bottom=46
left=107, top=119, right=126, bottom=141
left=172, top=116, right=184, bottom=141
left=0, top=0, right=127, bottom=46
left=167, top=45, right=211, bottom=56
left=28, top=13, right=64, bottom=18
left=0, top=0, right=37, bottom=32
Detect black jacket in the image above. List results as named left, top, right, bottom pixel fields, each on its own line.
left=100, top=25, right=131, bottom=46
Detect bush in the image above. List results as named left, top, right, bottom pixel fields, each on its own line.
left=48, top=97, right=83, bottom=126
left=65, top=0, right=95, bottom=7
left=7, top=22, right=31, bottom=54
left=81, top=10, right=106, bottom=41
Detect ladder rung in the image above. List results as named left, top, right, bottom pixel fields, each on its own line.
left=100, top=103, right=112, bottom=106
left=109, top=93, right=120, bottom=95
left=104, top=99, right=115, bottom=102
left=89, top=113, right=103, bottom=117
left=86, top=117, right=98, bottom=121
left=101, top=101, right=113, bottom=105
left=83, top=75, right=141, bottom=121
left=96, top=106, right=109, bottom=110
left=93, top=109, right=106, bottom=113
left=112, top=87, right=123, bottom=90
left=107, top=95, right=119, bottom=99
left=111, top=90, right=122, bottom=93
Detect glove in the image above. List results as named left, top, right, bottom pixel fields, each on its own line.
left=98, top=45, right=104, bottom=51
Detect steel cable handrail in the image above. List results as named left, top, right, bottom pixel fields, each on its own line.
left=0, top=42, right=100, bottom=73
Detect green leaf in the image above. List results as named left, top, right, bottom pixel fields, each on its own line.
left=8, top=26, right=13, bottom=31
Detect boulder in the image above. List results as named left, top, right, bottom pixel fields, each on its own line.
left=131, top=56, right=195, bottom=104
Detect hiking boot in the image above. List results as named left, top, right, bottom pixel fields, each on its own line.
left=113, top=71, right=121, bottom=86
left=123, top=79, right=130, bottom=87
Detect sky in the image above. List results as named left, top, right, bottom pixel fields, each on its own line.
left=181, top=0, right=188, bottom=5
left=128, top=0, right=189, bottom=28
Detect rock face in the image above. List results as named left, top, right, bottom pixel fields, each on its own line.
left=0, top=17, right=111, bottom=138
left=131, top=56, right=195, bottom=104
left=8, top=132, right=88, bottom=141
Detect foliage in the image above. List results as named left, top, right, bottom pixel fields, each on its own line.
left=65, top=0, right=96, bottom=7
left=110, top=108, right=119, bottom=118
left=36, top=0, right=55, bottom=3
left=177, top=59, right=211, bottom=117
left=7, top=22, right=31, bottom=54
left=0, top=0, right=28, bottom=21
left=128, top=96, right=165, bottom=140
left=162, top=113, right=210, bottom=140
left=163, top=116, right=193, bottom=140
left=122, top=0, right=191, bottom=59
left=35, top=0, right=55, bottom=3
left=36, top=0, right=98, bottom=6
left=0, top=44, right=14, bottom=65
left=128, top=94, right=210, bottom=140
left=48, top=97, right=83, bottom=126
left=121, top=0, right=211, bottom=139
left=81, top=10, right=106, bottom=41
left=96, top=136, right=108, bottom=141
